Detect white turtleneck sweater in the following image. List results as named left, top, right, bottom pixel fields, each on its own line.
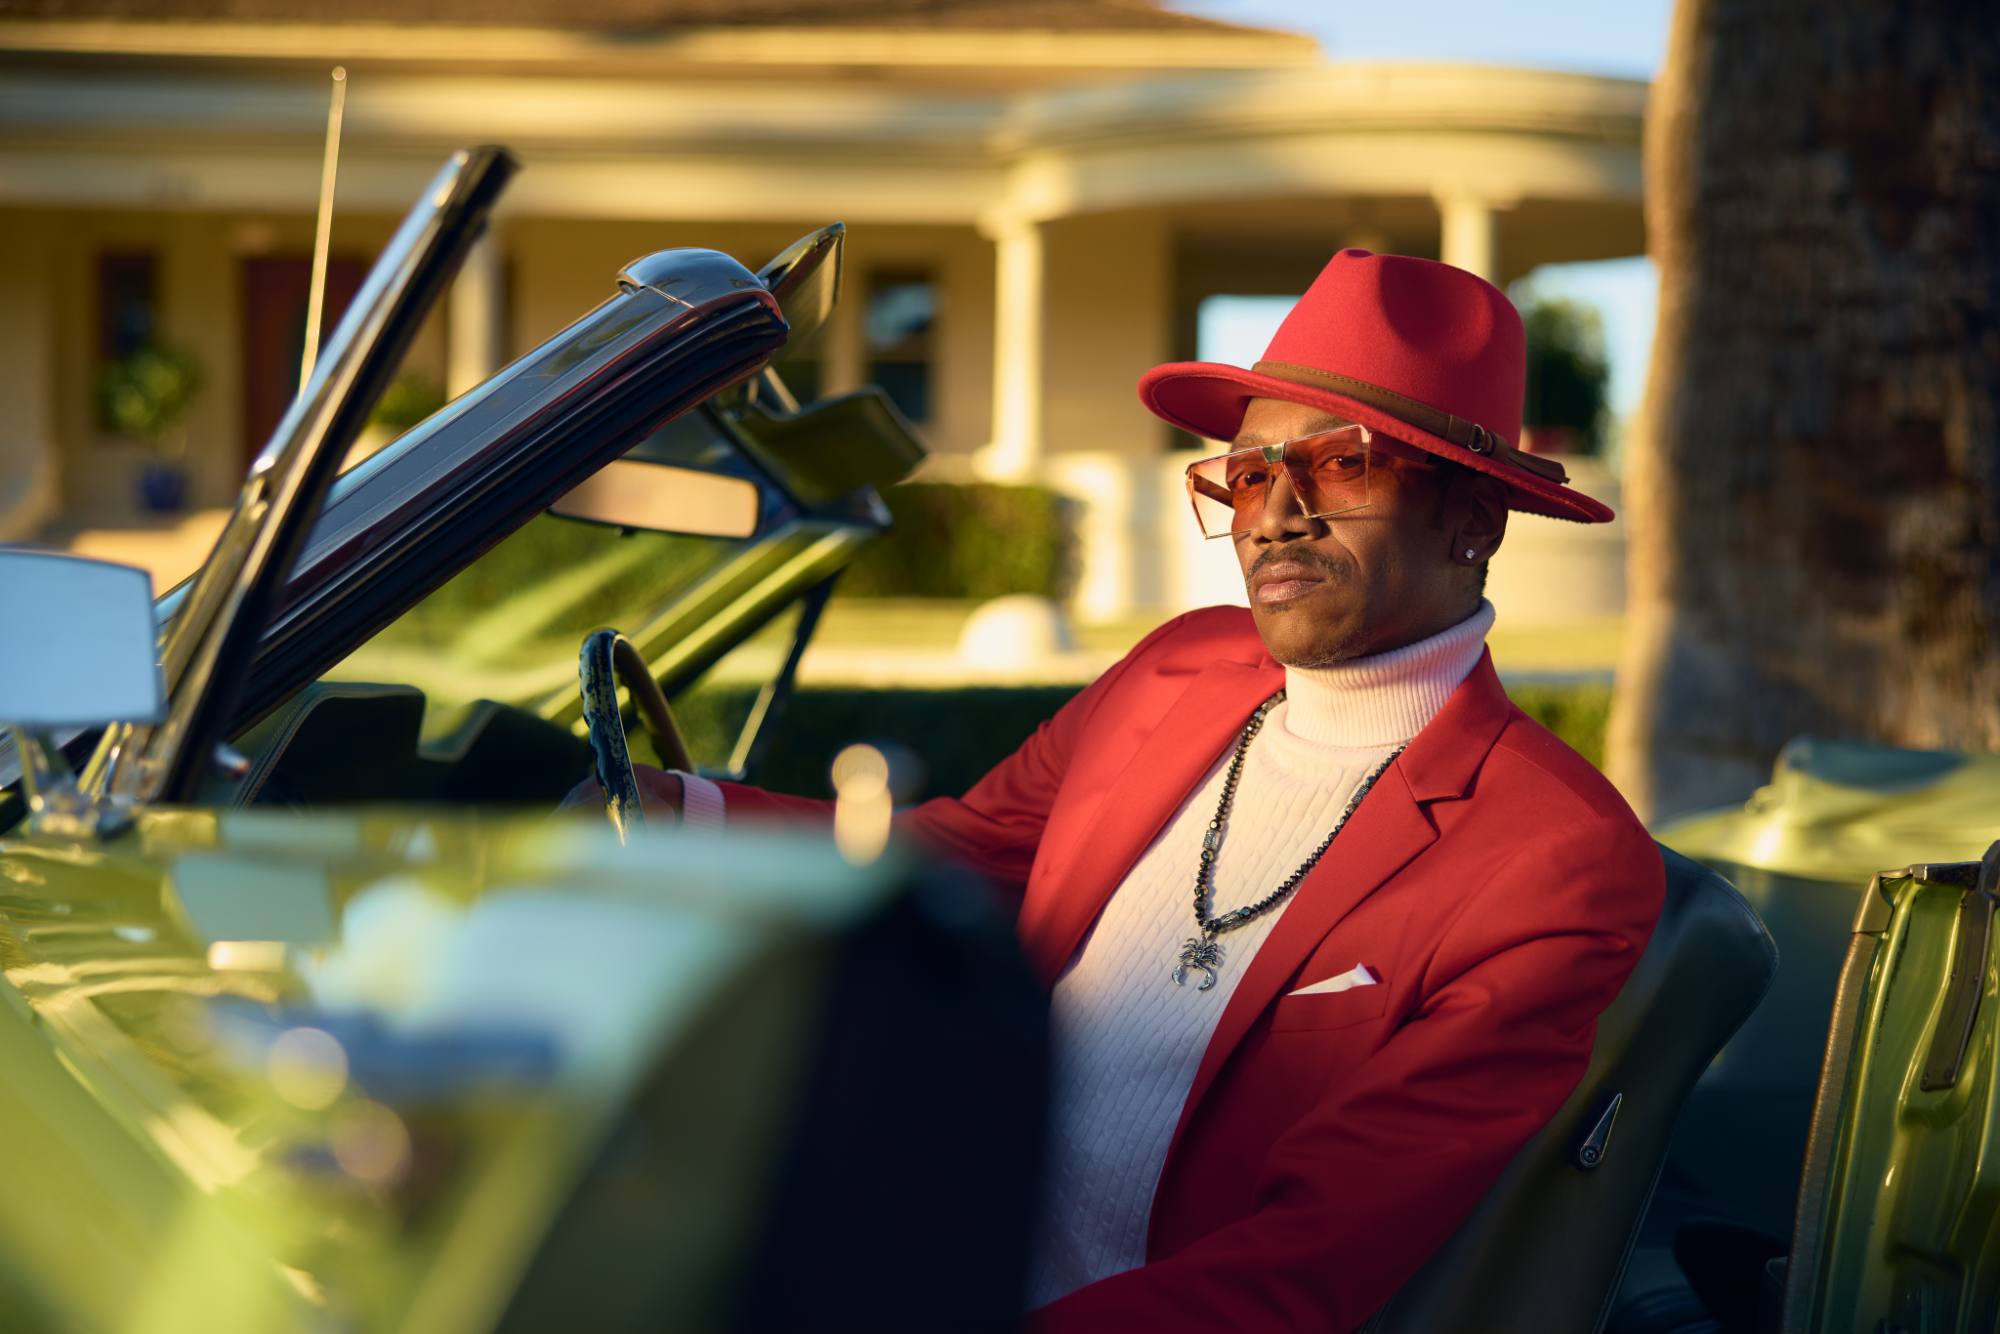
left=1026, top=600, right=1495, bottom=1309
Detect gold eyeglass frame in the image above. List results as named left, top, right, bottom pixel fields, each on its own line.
left=1183, top=424, right=1377, bottom=540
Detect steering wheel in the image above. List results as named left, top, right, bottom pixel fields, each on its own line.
left=577, top=628, right=695, bottom=841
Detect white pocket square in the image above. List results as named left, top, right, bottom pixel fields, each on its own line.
left=1287, top=963, right=1379, bottom=998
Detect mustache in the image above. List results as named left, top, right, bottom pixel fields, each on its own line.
left=1248, top=544, right=1351, bottom=583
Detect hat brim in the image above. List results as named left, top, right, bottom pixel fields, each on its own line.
left=1138, top=361, right=1614, bottom=525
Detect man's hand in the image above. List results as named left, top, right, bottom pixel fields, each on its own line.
left=558, top=763, right=686, bottom=820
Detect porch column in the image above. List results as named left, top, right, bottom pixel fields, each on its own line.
left=446, top=232, right=505, bottom=398
left=977, top=213, right=1046, bottom=482
left=1435, top=193, right=1502, bottom=282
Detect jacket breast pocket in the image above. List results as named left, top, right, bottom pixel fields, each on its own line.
left=1268, top=983, right=1391, bottom=1033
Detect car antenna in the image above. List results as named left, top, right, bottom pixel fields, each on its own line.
left=300, top=64, right=347, bottom=387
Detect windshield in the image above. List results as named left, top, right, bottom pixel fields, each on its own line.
left=219, top=386, right=875, bottom=806
left=328, top=518, right=744, bottom=739
left=323, top=397, right=815, bottom=735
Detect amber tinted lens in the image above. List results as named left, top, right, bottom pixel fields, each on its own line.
left=1186, top=451, right=1270, bottom=538
left=1287, top=428, right=1372, bottom=518
left=1183, top=427, right=1372, bottom=538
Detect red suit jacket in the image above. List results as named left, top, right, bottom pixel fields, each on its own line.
left=718, top=607, right=1664, bottom=1331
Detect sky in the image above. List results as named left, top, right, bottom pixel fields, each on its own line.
left=1174, top=0, right=1672, bottom=78
left=1176, top=1, right=1673, bottom=442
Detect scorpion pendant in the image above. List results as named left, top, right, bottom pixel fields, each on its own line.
left=1173, top=935, right=1224, bottom=991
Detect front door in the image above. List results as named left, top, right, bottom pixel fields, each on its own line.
left=240, top=255, right=365, bottom=469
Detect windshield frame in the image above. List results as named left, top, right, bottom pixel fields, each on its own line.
left=118, top=148, right=519, bottom=806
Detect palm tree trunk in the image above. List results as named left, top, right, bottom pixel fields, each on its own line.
left=1607, top=0, right=2000, bottom=821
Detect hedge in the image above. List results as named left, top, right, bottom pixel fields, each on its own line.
left=678, top=677, right=1613, bottom=802
left=838, top=482, right=1077, bottom=600
left=1504, top=678, right=1612, bottom=769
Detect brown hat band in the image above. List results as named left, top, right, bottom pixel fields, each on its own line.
left=1253, top=359, right=1569, bottom=485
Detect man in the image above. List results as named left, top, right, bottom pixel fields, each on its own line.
left=595, top=249, right=1662, bottom=1330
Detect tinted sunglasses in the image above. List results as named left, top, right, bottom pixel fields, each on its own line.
left=1184, top=424, right=1375, bottom=539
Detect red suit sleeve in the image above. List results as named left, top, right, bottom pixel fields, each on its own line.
left=1029, top=816, right=1663, bottom=1334
left=714, top=612, right=1194, bottom=904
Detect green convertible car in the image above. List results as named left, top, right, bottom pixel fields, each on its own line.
left=0, top=146, right=1994, bottom=1332
left=0, top=147, right=1047, bottom=1332
left=1628, top=745, right=2000, bottom=1333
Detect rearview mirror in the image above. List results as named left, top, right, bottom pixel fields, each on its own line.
left=549, top=460, right=760, bottom=539
left=0, top=550, right=165, bottom=728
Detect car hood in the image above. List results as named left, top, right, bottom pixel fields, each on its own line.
left=0, top=808, right=899, bottom=1331
left=1657, top=734, right=2000, bottom=885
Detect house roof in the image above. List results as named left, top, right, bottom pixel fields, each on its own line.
left=0, top=0, right=1282, bottom=34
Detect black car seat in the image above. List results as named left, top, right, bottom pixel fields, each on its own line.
left=1363, top=844, right=1777, bottom=1334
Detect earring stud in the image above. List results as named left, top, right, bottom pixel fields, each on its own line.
left=1464, top=548, right=1476, bottom=559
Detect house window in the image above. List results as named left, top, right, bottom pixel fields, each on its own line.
left=97, top=252, right=158, bottom=360
left=864, top=270, right=936, bottom=423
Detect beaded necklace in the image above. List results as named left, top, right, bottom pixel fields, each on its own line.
left=1171, top=689, right=1406, bottom=991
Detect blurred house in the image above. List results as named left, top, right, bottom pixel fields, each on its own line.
left=0, top=0, right=1642, bottom=620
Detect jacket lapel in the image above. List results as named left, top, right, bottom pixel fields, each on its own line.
left=1019, top=654, right=1284, bottom=982
left=1173, top=651, right=1517, bottom=1121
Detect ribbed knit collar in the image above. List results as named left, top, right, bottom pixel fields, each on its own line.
left=1277, top=599, right=1495, bottom=748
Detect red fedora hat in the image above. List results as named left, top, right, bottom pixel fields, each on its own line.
left=1138, top=249, right=1613, bottom=524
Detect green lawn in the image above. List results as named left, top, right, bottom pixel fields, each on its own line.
left=804, top=598, right=1163, bottom=656
left=799, top=598, right=1623, bottom=676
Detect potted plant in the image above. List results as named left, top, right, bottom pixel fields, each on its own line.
left=1519, top=297, right=1610, bottom=456
left=96, top=339, right=203, bottom=511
